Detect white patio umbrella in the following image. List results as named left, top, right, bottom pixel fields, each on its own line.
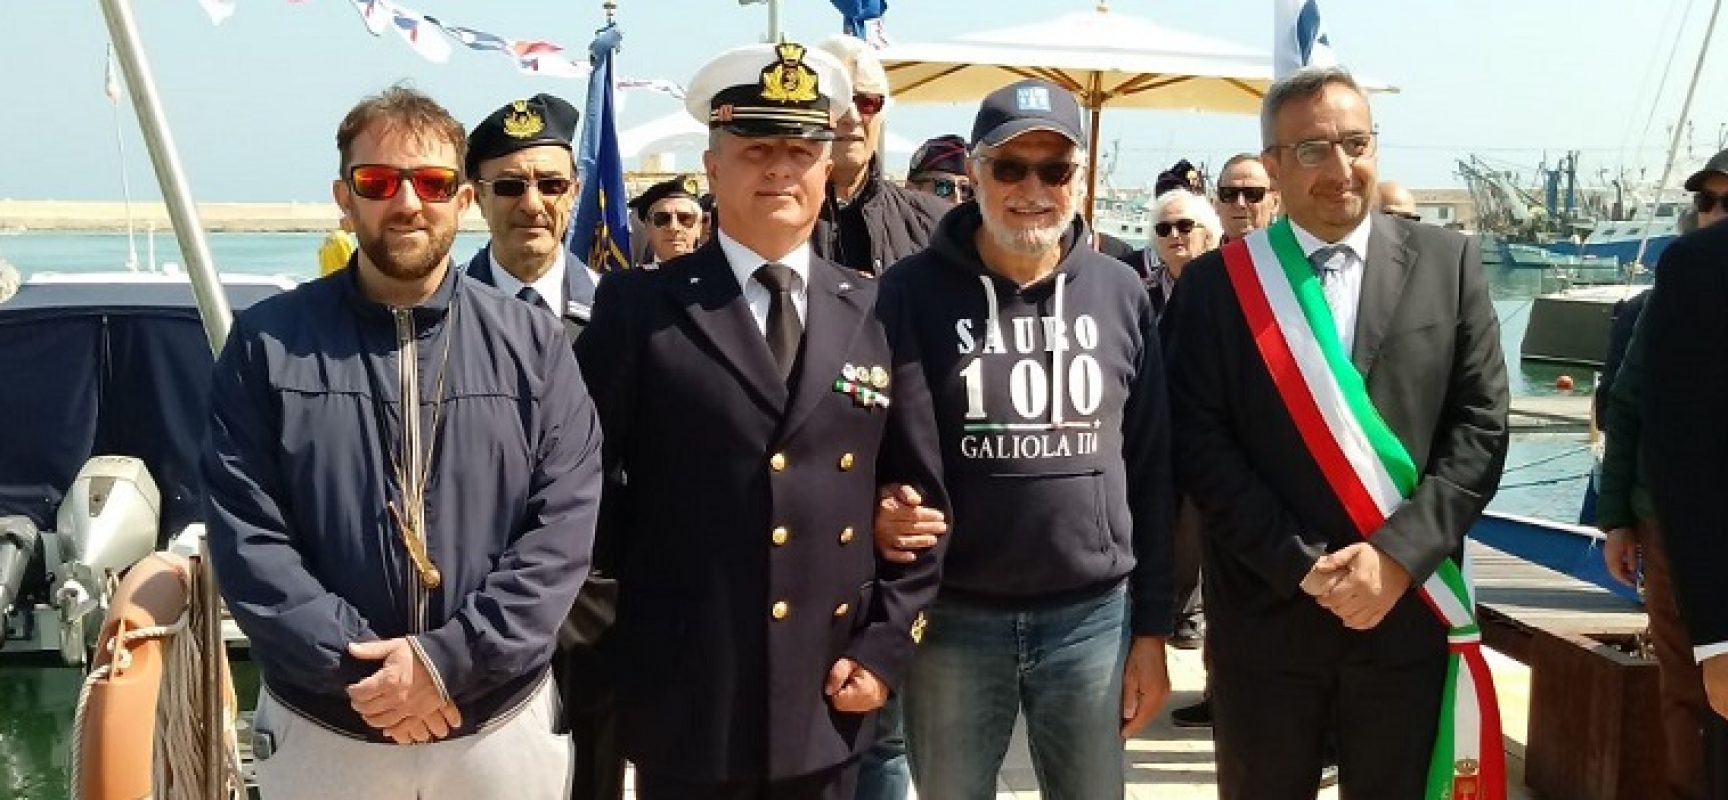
left=878, top=1, right=1392, bottom=216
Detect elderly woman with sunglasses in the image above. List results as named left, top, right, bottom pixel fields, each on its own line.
left=1144, top=188, right=1223, bottom=322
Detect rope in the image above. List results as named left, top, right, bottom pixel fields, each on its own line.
left=68, top=559, right=245, bottom=800
left=70, top=609, right=189, bottom=799
left=1498, top=472, right=1590, bottom=491
left=1501, top=444, right=1591, bottom=475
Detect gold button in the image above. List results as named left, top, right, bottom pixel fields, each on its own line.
left=771, top=601, right=790, bottom=620
left=770, top=453, right=788, bottom=472
left=834, top=603, right=850, bottom=618
left=839, top=526, right=855, bottom=544
left=838, top=452, right=855, bottom=471
left=771, top=526, right=790, bottom=546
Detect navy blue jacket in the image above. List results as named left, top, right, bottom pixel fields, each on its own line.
left=880, top=204, right=1176, bottom=636
left=202, top=263, right=603, bottom=741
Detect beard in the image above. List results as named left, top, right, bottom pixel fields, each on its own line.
left=981, top=201, right=1067, bottom=255
left=355, top=211, right=455, bottom=284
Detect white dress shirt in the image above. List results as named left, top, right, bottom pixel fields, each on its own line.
left=1289, top=216, right=1372, bottom=354
left=489, top=249, right=568, bottom=314
left=717, top=229, right=811, bottom=336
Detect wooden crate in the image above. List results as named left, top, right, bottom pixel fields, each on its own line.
left=1525, top=629, right=1665, bottom=800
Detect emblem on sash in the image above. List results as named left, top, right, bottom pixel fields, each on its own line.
left=1451, top=757, right=1480, bottom=799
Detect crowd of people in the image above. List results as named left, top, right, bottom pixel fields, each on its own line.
left=201, top=27, right=1728, bottom=800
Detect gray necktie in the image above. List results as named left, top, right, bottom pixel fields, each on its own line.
left=1310, top=245, right=1348, bottom=287
left=515, top=285, right=553, bottom=316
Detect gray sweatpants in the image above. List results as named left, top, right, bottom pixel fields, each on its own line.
left=252, top=677, right=573, bottom=800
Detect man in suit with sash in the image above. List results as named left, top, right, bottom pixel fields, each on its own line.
left=464, top=94, right=622, bottom=800
left=575, top=42, right=949, bottom=800
left=1167, top=66, right=1510, bottom=799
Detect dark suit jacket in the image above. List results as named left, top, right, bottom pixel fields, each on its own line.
left=465, top=246, right=599, bottom=329
left=575, top=239, right=949, bottom=783
left=1168, top=213, right=1509, bottom=661
left=1642, top=222, right=1728, bottom=648
left=465, top=246, right=618, bottom=718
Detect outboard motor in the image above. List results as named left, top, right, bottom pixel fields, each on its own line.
left=52, top=456, right=160, bottom=663
left=0, top=516, right=39, bottom=617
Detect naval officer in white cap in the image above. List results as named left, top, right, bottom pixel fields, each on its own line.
left=574, top=41, right=951, bottom=800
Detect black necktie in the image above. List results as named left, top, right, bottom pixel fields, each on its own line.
left=515, top=285, right=553, bottom=315
left=754, top=263, right=803, bottom=381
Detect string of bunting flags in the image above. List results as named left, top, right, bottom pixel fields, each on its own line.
left=189, top=0, right=684, bottom=98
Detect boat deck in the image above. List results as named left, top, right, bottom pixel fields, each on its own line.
left=1508, top=394, right=1594, bottom=433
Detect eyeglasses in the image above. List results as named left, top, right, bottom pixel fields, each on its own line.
left=922, top=177, right=973, bottom=201
left=853, top=93, right=886, bottom=117
left=974, top=155, right=1079, bottom=187
left=1269, top=132, right=1377, bottom=168
left=1388, top=210, right=1422, bottom=222
left=1218, top=186, right=1269, bottom=204
left=1154, top=219, right=1197, bottom=238
left=651, top=210, right=699, bottom=228
left=477, top=176, right=574, bottom=198
left=1696, top=189, right=1726, bottom=214
left=347, top=165, right=461, bottom=202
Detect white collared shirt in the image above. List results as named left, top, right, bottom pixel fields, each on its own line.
left=1289, top=215, right=1373, bottom=354
left=717, top=229, right=811, bottom=336
left=489, top=249, right=568, bottom=315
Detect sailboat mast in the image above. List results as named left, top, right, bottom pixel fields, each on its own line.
left=97, top=0, right=231, bottom=353
left=1634, top=0, right=1723, bottom=268
left=106, top=45, right=139, bottom=272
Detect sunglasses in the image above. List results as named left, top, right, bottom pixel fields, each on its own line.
left=1218, top=186, right=1269, bottom=204
left=974, top=155, right=1079, bottom=187
left=651, top=210, right=699, bottom=229
left=1155, top=219, right=1197, bottom=238
left=477, top=176, right=574, bottom=198
left=347, top=165, right=461, bottom=202
left=926, top=177, right=974, bottom=201
left=1270, top=132, right=1377, bottom=168
left=1696, top=189, right=1726, bottom=214
left=1389, top=210, right=1423, bottom=222
left=853, top=93, right=886, bottom=117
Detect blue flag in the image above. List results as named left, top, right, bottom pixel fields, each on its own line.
left=830, top=0, right=887, bottom=38
left=569, top=24, right=632, bottom=272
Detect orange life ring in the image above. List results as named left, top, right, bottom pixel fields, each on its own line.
left=74, top=552, right=190, bottom=800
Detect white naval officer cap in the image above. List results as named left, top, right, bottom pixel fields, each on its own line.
left=684, top=41, right=853, bottom=140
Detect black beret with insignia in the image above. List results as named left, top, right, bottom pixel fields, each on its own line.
left=466, top=93, right=580, bottom=178
left=1155, top=158, right=1206, bottom=197
left=685, top=42, right=851, bottom=140
left=629, top=175, right=703, bottom=221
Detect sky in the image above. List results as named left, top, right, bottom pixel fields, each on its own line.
left=1, top=0, right=1725, bottom=203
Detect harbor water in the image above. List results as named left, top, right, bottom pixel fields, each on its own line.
left=0, top=231, right=1606, bottom=796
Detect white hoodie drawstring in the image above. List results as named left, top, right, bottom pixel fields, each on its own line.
left=1051, top=272, right=1066, bottom=426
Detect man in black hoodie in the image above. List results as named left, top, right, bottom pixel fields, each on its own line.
left=876, top=78, right=1175, bottom=799
left=812, top=35, right=951, bottom=277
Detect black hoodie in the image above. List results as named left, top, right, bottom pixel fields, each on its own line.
left=879, top=204, right=1175, bottom=636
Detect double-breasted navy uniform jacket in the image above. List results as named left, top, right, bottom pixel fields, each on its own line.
left=575, top=239, right=949, bottom=783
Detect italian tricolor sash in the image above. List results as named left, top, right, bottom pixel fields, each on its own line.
left=1221, top=219, right=1504, bottom=800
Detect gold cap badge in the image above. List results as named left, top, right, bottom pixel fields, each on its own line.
left=502, top=100, right=546, bottom=140
left=760, top=42, right=820, bottom=103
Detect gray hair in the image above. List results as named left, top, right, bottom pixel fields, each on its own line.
left=1152, top=188, right=1223, bottom=244
left=1260, top=66, right=1365, bottom=148
left=1215, top=152, right=1264, bottom=183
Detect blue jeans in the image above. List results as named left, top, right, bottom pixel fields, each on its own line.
left=853, top=694, right=910, bottom=800
left=905, top=586, right=1129, bottom=800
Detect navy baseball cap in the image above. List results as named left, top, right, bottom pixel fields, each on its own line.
left=970, top=79, right=1085, bottom=149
